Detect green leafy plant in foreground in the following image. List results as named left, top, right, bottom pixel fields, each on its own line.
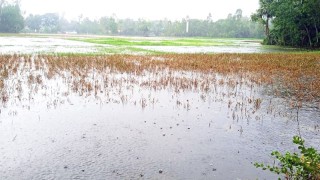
left=255, top=136, right=320, bottom=180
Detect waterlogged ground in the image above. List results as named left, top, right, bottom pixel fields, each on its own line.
left=0, top=36, right=161, bottom=55
left=136, top=45, right=294, bottom=53
left=0, top=54, right=319, bottom=179
left=69, top=36, right=302, bottom=53
left=0, top=36, right=101, bottom=54
left=0, top=35, right=304, bottom=54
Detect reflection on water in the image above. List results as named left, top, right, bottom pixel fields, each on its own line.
left=0, top=55, right=319, bottom=179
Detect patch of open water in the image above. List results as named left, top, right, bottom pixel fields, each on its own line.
left=0, top=37, right=99, bottom=54
left=137, top=44, right=299, bottom=54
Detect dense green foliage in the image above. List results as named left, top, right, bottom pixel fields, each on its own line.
left=255, top=136, right=320, bottom=179
left=0, top=2, right=24, bottom=33
left=252, top=0, right=320, bottom=48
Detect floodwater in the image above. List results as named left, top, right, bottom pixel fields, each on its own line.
left=138, top=45, right=296, bottom=53
left=137, top=40, right=299, bottom=54
left=0, top=37, right=99, bottom=54
left=0, top=36, right=301, bottom=54
left=0, top=55, right=319, bottom=179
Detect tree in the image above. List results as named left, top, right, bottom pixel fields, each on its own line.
left=40, top=13, right=60, bottom=33
left=251, top=0, right=275, bottom=41
left=252, top=0, right=320, bottom=48
left=25, top=14, right=42, bottom=32
left=100, top=16, right=118, bottom=34
left=207, top=13, right=213, bottom=22
left=235, top=9, right=242, bottom=20
left=77, top=17, right=101, bottom=34
left=0, top=0, right=4, bottom=24
left=0, top=3, right=24, bottom=33
left=137, top=19, right=148, bottom=36
left=118, top=18, right=137, bottom=35
left=0, top=0, right=5, bottom=9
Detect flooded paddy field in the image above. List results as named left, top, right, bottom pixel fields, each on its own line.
left=136, top=45, right=295, bottom=54
left=0, top=36, right=101, bottom=54
left=0, top=54, right=319, bottom=179
left=71, top=36, right=304, bottom=54
left=0, top=36, right=306, bottom=54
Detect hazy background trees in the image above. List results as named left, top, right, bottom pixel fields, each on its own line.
left=0, top=0, right=24, bottom=33
left=2, top=0, right=320, bottom=48
left=0, top=0, right=264, bottom=39
left=23, top=9, right=264, bottom=38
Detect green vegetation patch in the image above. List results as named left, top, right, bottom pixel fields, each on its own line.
left=69, top=37, right=244, bottom=46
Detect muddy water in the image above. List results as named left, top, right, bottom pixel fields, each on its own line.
left=137, top=44, right=299, bottom=54
left=0, top=56, right=319, bottom=180
left=137, top=39, right=301, bottom=53
left=0, top=37, right=99, bottom=54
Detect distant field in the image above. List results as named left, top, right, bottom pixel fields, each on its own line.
left=68, top=36, right=262, bottom=46
left=0, top=33, right=261, bottom=45
left=66, top=36, right=317, bottom=53
left=0, top=33, right=319, bottom=54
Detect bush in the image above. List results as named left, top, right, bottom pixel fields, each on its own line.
left=255, top=136, right=320, bottom=180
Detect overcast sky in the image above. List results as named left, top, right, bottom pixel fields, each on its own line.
left=20, top=0, right=259, bottom=21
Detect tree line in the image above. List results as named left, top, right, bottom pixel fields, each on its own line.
left=252, top=0, right=320, bottom=48
left=24, top=11, right=264, bottom=38
left=0, top=0, right=24, bottom=33
left=2, top=0, right=320, bottom=48
left=0, top=1, right=264, bottom=38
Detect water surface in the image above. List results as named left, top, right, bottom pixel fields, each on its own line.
left=0, top=55, right=319, bottom=179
